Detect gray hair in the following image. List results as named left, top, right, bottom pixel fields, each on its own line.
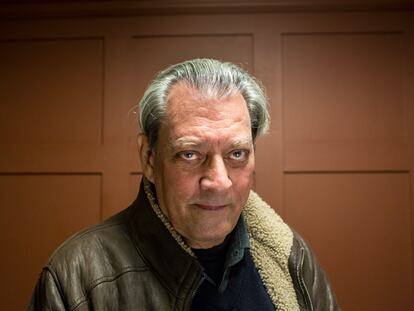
left=139, top=58, right=269, bottom=148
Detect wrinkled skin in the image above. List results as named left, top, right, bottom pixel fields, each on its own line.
left=139, top=82, right=255, bottom=249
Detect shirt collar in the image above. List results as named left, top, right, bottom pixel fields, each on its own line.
left=226, top=215, right=250, bottom=267
left=217, top=215, right=250, bottom=292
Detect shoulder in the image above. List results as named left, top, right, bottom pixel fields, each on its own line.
left=31, top=206, right=154, bottom=311
left=44, top=206, right=149, bottom=294
left=49, top=208, right=142, bottom=267
left=288, top=230, right=341, bottom=310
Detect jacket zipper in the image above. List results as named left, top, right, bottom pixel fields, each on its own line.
left=297, top=247, right=314, bottom=311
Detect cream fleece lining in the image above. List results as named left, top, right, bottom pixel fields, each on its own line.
left=143, top=179, right=299, bottom=310
left=242, top=191, right=299, bottom=311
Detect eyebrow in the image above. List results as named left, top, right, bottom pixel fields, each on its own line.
left=169, top=137, right=205, bottom=151
left=230, top=137, right=253, bottom=147
left=169, top=136, right=253, bottom=150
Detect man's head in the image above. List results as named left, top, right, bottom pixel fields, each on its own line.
left=138, top=59, right=268, bottom=249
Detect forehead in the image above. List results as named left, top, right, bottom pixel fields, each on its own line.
left=164, top=82, right=251, bottom=137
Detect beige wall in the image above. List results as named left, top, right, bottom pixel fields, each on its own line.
left=0, top=2, right=413, bottom=310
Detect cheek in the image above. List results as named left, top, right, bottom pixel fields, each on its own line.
left=233, top=158, right=255, bottom=181
left=231, top=164, right=255, bottom=194
left=233, top=172, right=254, bottom=193
left=160, top=164, right=199, bottom=201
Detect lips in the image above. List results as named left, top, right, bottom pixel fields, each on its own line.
left=194, top=204, right=228, bottom=211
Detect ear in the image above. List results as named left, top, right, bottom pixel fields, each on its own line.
left=138, top=133, right=155, bottom=183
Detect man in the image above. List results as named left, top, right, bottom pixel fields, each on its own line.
left=30, top=59, right=340, bottom=310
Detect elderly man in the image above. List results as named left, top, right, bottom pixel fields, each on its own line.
left=30, top=59, right=340, bottom=310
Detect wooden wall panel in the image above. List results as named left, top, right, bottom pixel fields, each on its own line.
left=284, top=173, right=413, bottom=310
left=0, top=38, right=105, bottom=174
left=0, top=38, right=104, bottom=144
left=0, top=35, right=106, bottom=309
left=129, top=173, right=142, bottom=203
left=282, top=33, right=408, bottom=171
left=408, top=24, right=414, bottom=309
left=0, top=174, right=101, bottom=310
left=0, top=8, right=411, bottom=311
left=281, top=26, right=413, bottom=310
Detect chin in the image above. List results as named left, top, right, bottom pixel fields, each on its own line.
left=197, top=231, right=231, bottom=245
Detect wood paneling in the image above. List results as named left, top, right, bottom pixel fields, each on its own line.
left=282, top=32, right=408, bottom=171
left=129, top=173, right=142, bottom=203
left=281, top=28, right=413, bottom=310
left=0, top=37, right=105, bottom=309
left=0, top=7, right=412, bottom=311
left=0, top=174, right=101, bottom=310
left=284, top=173, right=413, bottom=311
left=0, top=38, right=104, bottom=144
left=408, top=23, right=414, bottom=308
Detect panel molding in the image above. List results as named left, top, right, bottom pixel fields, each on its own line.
left=0, top=37, right=105, bottom=145
left=284, top=172, right=413, bottom=310
left=0, top=173, right=103, bottom=310
left=1, top=0, right=413, bottom=20
left=284, top=169, right=411, bottom=174
left=281, top=31, right=408, bottom=171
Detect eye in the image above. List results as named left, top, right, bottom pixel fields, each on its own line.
left=178, top=151, right=199, bottom=161
left=228, top=150, right=248, bottom=161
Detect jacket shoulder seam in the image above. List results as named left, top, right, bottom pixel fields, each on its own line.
left=68, top=266, right=150, bottom=310
left=48, top=221, right=126, bottom=264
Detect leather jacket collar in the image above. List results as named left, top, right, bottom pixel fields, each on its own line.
left=125, top=180, right=202, bottom=300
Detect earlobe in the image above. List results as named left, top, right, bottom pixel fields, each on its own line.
left=137, top=134, right=155, bottom=183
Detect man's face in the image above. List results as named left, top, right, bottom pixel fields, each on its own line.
left=143, top=82, right=255, bottom=249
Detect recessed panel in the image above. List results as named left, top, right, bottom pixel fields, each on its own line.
left=284, top=173, right=412, bottom=310
left=0, top=174, right=102, bottom=310
left=127, top=34, right=253, bottom=172
left=282, top=33, right=407, bottom=171
left=0, top=39, right=104, bottom=144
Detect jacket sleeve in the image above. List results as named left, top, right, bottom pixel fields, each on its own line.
left=28, top=267, right=67, bottom=311
left=289, top=231, right=341, bottom=311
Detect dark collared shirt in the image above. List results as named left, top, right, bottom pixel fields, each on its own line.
left=191, top=216, right=275, bottom=310
left=192, top=215, right=250, bottom=292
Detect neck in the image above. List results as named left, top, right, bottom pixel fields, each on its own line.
left=186, top=237, right=226, bottom=250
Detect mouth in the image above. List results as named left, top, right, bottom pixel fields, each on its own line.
left=193, top=204, right=228, bottom=211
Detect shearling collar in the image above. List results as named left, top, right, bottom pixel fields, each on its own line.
left=243, top=191, right=299, bottom=311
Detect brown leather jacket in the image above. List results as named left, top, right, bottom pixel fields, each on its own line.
left=29, top=183, right=340, bottom=311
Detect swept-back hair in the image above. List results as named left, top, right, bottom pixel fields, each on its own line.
left=139, top=58, right=269, bottom=148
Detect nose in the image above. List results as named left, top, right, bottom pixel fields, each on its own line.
left=200, top=155, right=232, bottom=191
